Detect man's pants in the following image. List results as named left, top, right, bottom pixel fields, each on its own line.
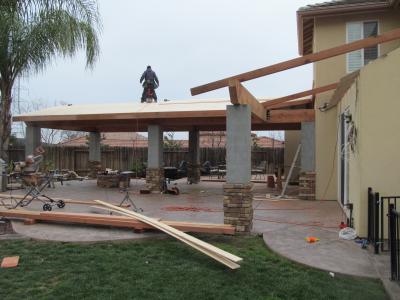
left=141, top=88, right=157, bottom=102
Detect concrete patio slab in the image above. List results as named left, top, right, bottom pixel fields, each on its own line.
left=0, top=179, right=392, bottom=283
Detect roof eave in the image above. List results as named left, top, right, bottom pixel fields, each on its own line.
left=297, top=1, right=392, bottom=55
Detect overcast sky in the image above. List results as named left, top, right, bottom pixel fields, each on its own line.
left=16, top=0, right=321, bottom=138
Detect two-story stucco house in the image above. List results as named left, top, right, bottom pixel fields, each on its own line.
left=297, top=0, right=400, bottom=236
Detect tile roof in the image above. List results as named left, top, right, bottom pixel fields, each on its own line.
left=60, top=132, right=284, bottom=149
left=299, top=0, right=387, bottom=11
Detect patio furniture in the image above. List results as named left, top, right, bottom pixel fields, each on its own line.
left=177, top=160, right=187, bottom=178
left=200, top=161, right=211, bottom=175
left=164, top=166, right=178, bottom=180
left=252, top=161, right=267, bottom=180
left=209, top=164, right=226, bottom=179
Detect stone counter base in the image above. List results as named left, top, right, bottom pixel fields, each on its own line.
left=146, top=168, right=164, bottom=192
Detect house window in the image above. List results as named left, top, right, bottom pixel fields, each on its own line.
left=346, top=21, right=379, bottom=73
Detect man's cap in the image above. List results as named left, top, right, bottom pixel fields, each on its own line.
left=147, top=65, right=151, bottom=69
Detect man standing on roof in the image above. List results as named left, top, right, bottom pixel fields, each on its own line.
left=140, top=65, right=159, bottom=103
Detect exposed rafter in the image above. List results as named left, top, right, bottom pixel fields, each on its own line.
left=191, top=28, right=400, bottom=96
left=266, top=98, right=313, bottom=110
left=267, top=109, right=315, bottom=123
left=262, top=83, right=338, bottom=108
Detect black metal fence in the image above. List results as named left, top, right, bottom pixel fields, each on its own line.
left=389, top=204, right=400, bottom=281
left=367, top=188, right=400, bottom=254
left=368, top=188, right=381, bottom=254
left=368, top=187, right=400, bottom=281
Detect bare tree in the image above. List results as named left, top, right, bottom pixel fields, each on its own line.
left=12, top=98, right=84, bottom=144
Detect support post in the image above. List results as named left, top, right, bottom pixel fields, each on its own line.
left=299, top=122, right=316, bottom=200
left=146, top=125, right=164, bottom=192
left=223, top=105, right=253, bottom=233
left=25, top=126, right=41, bottom=157
left=188, top=129, right=200, bottom=184
left=88, top=132, right=101, bottom=178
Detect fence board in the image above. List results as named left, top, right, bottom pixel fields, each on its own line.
left=8, top=146, right=283, bottom=175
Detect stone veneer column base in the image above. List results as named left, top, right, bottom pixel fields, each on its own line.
left=223, top=183, right=253, bottom=233
left=187, top=163, right=201, bottom=184
left=88, top=160, right=101, bottom=179
left=299, top=172, right=316, bottom=200
left=146, top=168, right=164, bottom=192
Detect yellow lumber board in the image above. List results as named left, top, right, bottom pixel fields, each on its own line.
left=94, top=206, right=240, bottom=269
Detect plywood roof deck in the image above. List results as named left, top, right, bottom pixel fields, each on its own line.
left=13, top=99, right=301, bottom=132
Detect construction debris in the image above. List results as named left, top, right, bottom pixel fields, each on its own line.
left=94, top=200, right=242, bottom=269
left=1, top=256, right=19, bottom=268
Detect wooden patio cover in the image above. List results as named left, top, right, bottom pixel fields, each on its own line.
left=15, top=28, right=400, bottom=133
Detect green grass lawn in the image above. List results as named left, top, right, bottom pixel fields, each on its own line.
left=0, top=235, right=387, bottom=300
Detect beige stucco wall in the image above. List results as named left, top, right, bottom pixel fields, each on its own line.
left=284, top=130, right=301, bottom=180
left=336, top=46, right=400, bottom=237
left=313, top=11, right=400, bottom=200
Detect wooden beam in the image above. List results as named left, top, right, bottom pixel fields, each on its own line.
left=267, top=98, right=313, bottom=110
left=94, top=200, right=242, bottom=269
left=263, top=83, right=338, bottom=108
left=0, top=209, right=235, bottom=235
left=228, top=80, right=267, bottom=122
left=191, top=28, right=400, bottom=95
left=267, top=109, right=315, bottom=123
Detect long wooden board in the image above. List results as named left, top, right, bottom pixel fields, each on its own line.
left=94, top=206, right=240, bottom=269
left=268, top=109, right=315, bottom=123
left=262, top=83, right=338, bottom=108
left=0, top=209, right=235, bottom=235
left=94, top=201, right=242, bottom=262
left=191, top=28, right=400, bottom=95
left=94, top=200, right=242, bottom=269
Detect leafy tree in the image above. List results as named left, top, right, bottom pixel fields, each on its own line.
left=0, top=0, right=101, bottom=160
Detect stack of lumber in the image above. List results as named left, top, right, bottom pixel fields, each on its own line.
left=0, top=209, right=235, bottom=235
left=94, top=200, right=242, bottom=269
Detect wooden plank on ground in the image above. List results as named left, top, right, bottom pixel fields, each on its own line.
left=0, top=209, right=235, bottom=235
left=190, top=28, right=400, bottom=95
left=94, top=200, right=242, bottom=269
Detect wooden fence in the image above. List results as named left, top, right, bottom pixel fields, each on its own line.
left=8, top=146, right=284, bottom=175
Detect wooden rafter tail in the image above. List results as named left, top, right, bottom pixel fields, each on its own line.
left=190, top=28, right=400, bottom=96
left=228, top=80, right=267, bottom=122
left=94, top=200, right=243, bottom=267
left=263, top=82, right=339, bottom=108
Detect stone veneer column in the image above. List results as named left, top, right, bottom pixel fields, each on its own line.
left=187, top=129, right=200, bottom=184
left=223, top=105, right=253, bottom=233
left=146, top=125, right=164, bottom=191
left=88, top=132, right=101, bottom=178
left=25, top=126, right=41, bottom=157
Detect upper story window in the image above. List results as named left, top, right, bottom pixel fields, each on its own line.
left=346, top=21, right=379, bottom=73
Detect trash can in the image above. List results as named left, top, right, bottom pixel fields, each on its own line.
left=0, top=159, right=6, bottom=192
